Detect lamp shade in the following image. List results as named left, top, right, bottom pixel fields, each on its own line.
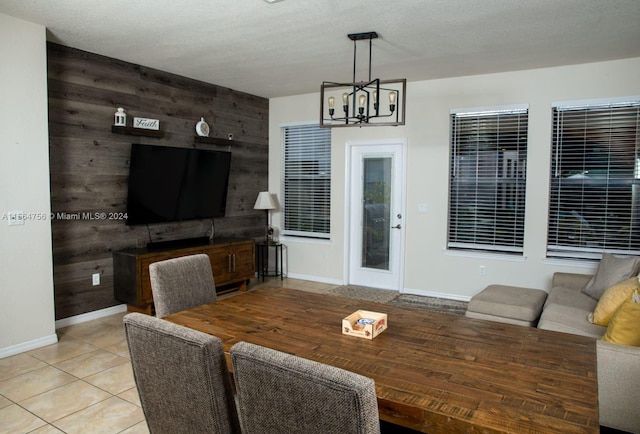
left=253, top=192, right=276, bottom=210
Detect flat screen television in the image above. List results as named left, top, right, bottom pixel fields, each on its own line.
left=125, top=144, right=232, bottom=225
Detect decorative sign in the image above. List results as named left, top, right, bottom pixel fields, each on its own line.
left=133, top=117, right=160, bottom=130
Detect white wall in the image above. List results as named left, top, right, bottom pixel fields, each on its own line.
left=269, top=57, right=640, bottom=299
left=0, top=13, right=57, bottom=357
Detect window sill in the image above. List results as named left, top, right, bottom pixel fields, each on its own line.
left=543, top=257, right=599, bottom=269
left=279, top=235, right=331, bottom=246
left=443, top=249, right=526, bottom=262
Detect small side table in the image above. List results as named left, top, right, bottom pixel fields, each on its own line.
left=256, top=241, right=284, bottom=282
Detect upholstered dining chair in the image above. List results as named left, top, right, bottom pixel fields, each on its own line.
left=149, top=253, right=216, bottom=318
left=123, top=313, right=241, bottom=434
left=230, top=341, right=381, bottom=434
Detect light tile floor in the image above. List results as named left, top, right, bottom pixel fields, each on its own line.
left=0, top=277, right=339, bottom=434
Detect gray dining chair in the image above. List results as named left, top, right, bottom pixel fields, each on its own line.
left=123, top=313, right=241, bottom=434
left=230, top=341, right=381, bottom=434
left=149, top=253, right=217, bottom=318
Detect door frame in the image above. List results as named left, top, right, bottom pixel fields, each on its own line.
left=343, top=138, right=407, bottom=291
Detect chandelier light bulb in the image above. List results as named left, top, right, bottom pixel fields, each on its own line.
left=358, top=94, right=366, bottom=116
left=358, top=94, right=366, bottom=108
left=342, top=92, right=349, bottom=114
left=389, top=91, right=397, bottom=105
left=328, top=96, right=335, bottom=117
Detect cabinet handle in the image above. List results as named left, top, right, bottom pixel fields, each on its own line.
left=232, top=253, right=236, bottom=272
left=228, top=254, right=232, bottom=272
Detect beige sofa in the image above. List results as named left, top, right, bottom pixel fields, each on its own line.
left=537, top=272, right=640, bottom=433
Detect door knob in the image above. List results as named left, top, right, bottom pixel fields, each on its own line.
left=391, top=224, right=402, bottom=229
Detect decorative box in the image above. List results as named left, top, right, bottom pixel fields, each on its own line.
left=342, top=310, right=387, bottom=339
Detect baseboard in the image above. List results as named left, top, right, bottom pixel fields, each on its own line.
left=0, top=333, right=59, bottom=359
left=55, top=304, right=128, bottom=329
left=285, top=272, right=344, bottom=286
left=264, top=272, right=470, bottom=302
left=401, top=287, right=472, bottom=302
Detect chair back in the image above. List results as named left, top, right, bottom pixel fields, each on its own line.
left=149, top=253, right=216, bottom=318
left=230, top=341, right=380, bottom=434
left=124, top=313, right=241, bottom=434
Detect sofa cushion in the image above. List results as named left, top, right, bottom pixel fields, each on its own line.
left=551, top=272, right=592, bottom=291
left=589, top=277, right=639, bottom=326
left=466, top=285, right=547, bottom=323
left=602, top=296, right=640, bottom=346
left=544, top=285, right=598, bottom=312
left=538, top=302, right=606, bottom=338
left=581, top=253, right=640, bottom=300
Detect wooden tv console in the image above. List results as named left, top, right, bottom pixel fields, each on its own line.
left=113, top=237, right=255, bottom=314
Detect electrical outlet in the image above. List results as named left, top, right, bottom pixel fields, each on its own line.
left=92, top=273, right=100, bottom=286
left=479, top=265, right=486, bottom=276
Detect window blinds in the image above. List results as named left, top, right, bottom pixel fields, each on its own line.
left=547, top=100, right=640, bottom=259
left=281, top=124, right=331, bottom=238
left=448, top=107, right=528, bottom=254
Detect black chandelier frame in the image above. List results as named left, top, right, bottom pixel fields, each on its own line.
left=320, top=31, right=406, bottom=128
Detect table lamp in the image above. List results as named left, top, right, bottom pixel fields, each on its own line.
left=254, top=191, right=276, bottom=243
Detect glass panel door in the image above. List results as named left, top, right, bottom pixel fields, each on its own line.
left=348, top=141, right=405, bottom=290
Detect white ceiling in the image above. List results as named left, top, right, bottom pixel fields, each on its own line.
left=1, top=0, right=639, bottom=99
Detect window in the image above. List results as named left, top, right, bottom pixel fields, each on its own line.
left=547, top=98, right=640, bottom=259
left=281, top=123, right=331, bottom=239
left=448, top=106, right=528, bottom=254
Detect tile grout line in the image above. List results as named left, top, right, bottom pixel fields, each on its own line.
left=1, top=311, right=145, bottom=434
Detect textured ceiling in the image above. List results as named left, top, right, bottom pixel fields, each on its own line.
left=1, top=0, right=639, bottom=98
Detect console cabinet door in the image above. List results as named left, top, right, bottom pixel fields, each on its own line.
left=228, top=241, right=255, bottom=283
left=207, top=244, right=232, bottom=284
left=208, top=240, right=255, bottom=286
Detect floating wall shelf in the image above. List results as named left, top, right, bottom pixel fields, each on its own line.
left=112, top=126, right=164, bottom=138
left=194, top=136, right=236, bottom=146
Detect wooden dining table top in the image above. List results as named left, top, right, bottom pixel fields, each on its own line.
left=164, top=286, right=599, bottom=433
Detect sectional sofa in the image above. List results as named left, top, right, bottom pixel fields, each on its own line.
left=537, top=272, right=640, bottom=433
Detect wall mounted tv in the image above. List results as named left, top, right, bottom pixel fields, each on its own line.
left=125, top=144, right=232, bottom=225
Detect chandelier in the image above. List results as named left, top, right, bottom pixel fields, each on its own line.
left=320, top=31, right=406, bottom=128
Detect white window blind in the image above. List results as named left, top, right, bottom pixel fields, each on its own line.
left=448, top=106, right=528, bottom=254
left=281, top=124, right=331, bottom=239
left=547, top=99, right=640, bottom=259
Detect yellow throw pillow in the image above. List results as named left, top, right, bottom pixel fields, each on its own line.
left=601, top=296, right=640, bottom=347
left=588, top=276, right=640, bottom=326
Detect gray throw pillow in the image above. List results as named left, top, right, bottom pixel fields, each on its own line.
left=582, top=253, right=640, bottom=300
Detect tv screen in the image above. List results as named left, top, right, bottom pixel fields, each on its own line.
left=125, top=144, right=231, bottom=225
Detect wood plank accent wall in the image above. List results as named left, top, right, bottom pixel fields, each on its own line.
left=47, top=43, right=269, bottom=320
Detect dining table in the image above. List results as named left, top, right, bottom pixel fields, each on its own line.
left=164, top=286, right=599, bottom=433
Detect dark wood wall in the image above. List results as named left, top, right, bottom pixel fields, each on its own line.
left=47, top=43, right=269, bottom=320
